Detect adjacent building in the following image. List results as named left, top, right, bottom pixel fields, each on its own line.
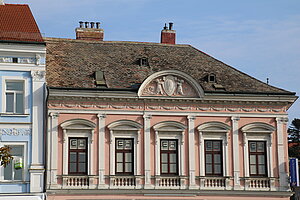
left=45, top=22, right=297, bottom=199
left=0, top=3, right=46, bottom=200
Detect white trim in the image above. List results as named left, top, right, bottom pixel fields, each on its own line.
left=187, top=115, right=197, bottom=189
left=97, top=114, right=107, bottom=189
left=138, top=70, right=204, bottom=98
left=0, top=141, right=28, bottom=182
left=231, top=116, right=241, bottom=190
left=107, top=120, right=142, bottom=189
left=1, top=76, right=29, bottom=114
left=197, top=121, right=231, bottom=190
left=143, top=114, right=153, bottom=189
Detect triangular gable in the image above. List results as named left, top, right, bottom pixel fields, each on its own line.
left=138, top=70, right=204, bottom=98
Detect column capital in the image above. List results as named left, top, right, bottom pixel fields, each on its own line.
left=143, top=114, right=152, bottom=120
left=31, top=70, right=45, bottom=82
left=49, top=112, right=59, bottom=119
left=187, top=115, right=196, bottom=121
left=97, top=113, right=106, bottom=119
left=231, top=116, right=240, bottom=122
left=276, top=117, right=288, bottom=125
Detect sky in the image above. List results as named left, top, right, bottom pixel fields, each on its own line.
left=5, top=0, right=300, bottom=123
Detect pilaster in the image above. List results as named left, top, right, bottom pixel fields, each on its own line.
left=188, top=115, right=197, bottom=189
left=231, top=116, right=241, bottom=190
left=97, top=114, right=108, bottom=189
left=143, top=114, right=153, bottom=189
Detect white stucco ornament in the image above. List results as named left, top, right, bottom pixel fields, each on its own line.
left=31, top=70, right=46, bottom=81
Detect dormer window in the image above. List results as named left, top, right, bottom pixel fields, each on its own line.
left=208, top=73, right=216, bottom=83
left=139, top=57, right=149, bottom=66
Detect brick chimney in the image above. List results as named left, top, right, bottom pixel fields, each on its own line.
left=76, top=21, right=104, bottom=41
left=161, top=22, right=175, bottom=44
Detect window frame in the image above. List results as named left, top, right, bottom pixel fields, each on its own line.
left=248, top=141, right=267, bottom=177
left=0, top=142, right=28, bottom=182
left=115, top=138, right=134, bottom=175
left=68, top=137, right=88, bottom=175
left=2, top=76, right=28, bottom=115
left=204, top=140, right=223, bottom=176
left=160, top=139, right=178, bottom=175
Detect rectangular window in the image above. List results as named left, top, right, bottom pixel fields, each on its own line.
left=160, top=139, right=178, bottom=175
left=115, top=138, right=134, bottom=175
left=4, top=145, right=24, bottom=181
left=5, top=80, right=24, bottom=114
left=249, top=141, right=267, bottom=177
left=205, top=140, right=223, bottom=176
left=68, top=138, right=88, bottom=175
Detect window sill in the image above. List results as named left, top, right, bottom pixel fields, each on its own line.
left=0, top=180, right=29, bottom=184
left=0, top=113, right=29, bottom=117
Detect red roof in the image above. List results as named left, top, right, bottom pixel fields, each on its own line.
left=0, top=4, right=43, bottom=42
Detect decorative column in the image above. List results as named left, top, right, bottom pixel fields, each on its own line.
left=231, top=116, right=241, bottom=190
left=97, top=114, right=107, bottom=189
left=188, top=115, right=197, bottom=189
left=143, top=114, right=153, bottom=189
left=276, top=117, right=289, bottom=191
left=48, top=112, right=59, bottom=189
left=29, top=70, right=46, bottom=193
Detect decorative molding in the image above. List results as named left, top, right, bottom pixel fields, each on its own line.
left=31, top=70, right=45, bottom=82
left=0, top=128, right=31, bottom=136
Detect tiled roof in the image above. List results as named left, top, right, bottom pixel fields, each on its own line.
left=45, top=38, right=293, bottom=94
left=0, top=4, right=43, bottom=43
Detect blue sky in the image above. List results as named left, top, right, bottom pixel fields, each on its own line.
left=5, top=0, right=300, bottom=122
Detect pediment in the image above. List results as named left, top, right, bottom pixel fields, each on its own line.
left=138, top=70, right=204, bottom=98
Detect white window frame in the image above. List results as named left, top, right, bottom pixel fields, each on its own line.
left=107, top=120, right=142, bottom=176
left=197, top=122, right=231, bottom=178
left=1, top=76, right=29, bottom=114
left=153, top=121, right=186, bottom=177
left=0, top=142, right=28, bottom=182
left=60, top=119, right=96, bottom=176
left=241, top=122, right=275, bottom=178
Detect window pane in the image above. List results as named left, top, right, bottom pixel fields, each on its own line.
left=161, top=164, right=168, bottom=173
left=6, top=93, right=14, bottom=112
left=4, top=163, right=12, bottom=180
left=125, top=163, right=132, bottom=173
left=69, top=152, right=77, bottom=162
left=250, top=165, right=256, bottom=174
left=6, top=81, right=23, bottom=91
left=78, top=163, right=86, bottom=173
left=161, top=141, right=168, bottom=150
left=169, top=141, right=176, bottom=150
left=257, top=142, right=265, bottom=152
left=117, top=139, right=124, bottom=150
left=213, top=141, right=221, bottom=151
left=70, top=139, right=77, bottom=149
left=124, top=140, right=132, bottom=150
left=258, top=165, right=266, bottom=175
left=69, top=163, right=77, bottom=172
left=161, top=153, right=168, bottom=163
left=258, top=155, right=265, bottom=164
left=79, top=152, right=86, bottom=162
left=78, top=139, right=86, bottom=149
left=11, top=146, right=23, bottom=156
left=116, top=153, right=123, bottom=162
left=14, top=168, right=23, bottom=180
left=206, top=154, right=212, bottom=164
left=206, top=164, right=212, bottom=173
left=170, top=164, right=177, bottom=173
left=250, top=155, right=256, bottom=164
left=116, top=163, right=123, bottom=172
left=214, top=154, right=221, bottom=164
left=205, top=141, right=212, bottom=151
left=16, top=93, right=24, bottom=113
left=125, top=153, right=132, bottom=162
left=170, top=153, right=177, bottom=163
left=249, top=142, right=256, bottom=152
left=214, top=164, right=221, bottom=174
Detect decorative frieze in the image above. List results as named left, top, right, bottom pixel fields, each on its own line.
left=0, top=128, right=31, bottom=136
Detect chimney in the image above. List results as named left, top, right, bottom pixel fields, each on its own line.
left=161, top=22, right=176, bottom=44
left=0, top=0, right=4, bottom=5
left=75, top=21, right=104, bottom=41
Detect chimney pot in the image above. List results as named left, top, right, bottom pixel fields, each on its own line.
left=90, top=22, right=95, bottom=28
left=169, top=22, right=173, bottom=30
left=79, top=21, right=84, bottom=28
left=85, top=21, right=89, bottom=28
left=164, top=23, right=167, bottom=30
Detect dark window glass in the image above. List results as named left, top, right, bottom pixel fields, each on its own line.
left=68, top=138, right=87, bottom=175
left=115, top=138, right=133, bottom=174
left=205, top=140, right=223, bottom=176
left=160, top=139, right=178, bottom=175
left=249, top=141, right=267, bottom=177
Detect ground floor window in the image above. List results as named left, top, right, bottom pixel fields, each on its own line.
left=4, top=145, right=24, bottom=181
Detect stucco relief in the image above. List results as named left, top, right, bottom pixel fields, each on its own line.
left=141, top=75, right=198, bottom=97
left=31, top=70, right=46, bottom=81
left=0, top=128, right=31, bottom=136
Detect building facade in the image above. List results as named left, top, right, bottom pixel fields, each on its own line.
left=44, top=22, right=297, bottom=200
left=0, top=3, right=46, bottom=200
